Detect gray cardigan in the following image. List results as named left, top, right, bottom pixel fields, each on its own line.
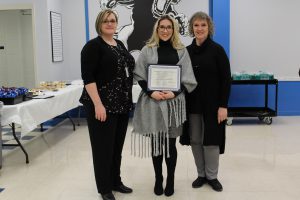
left=132, top=45, right=197, bottom=157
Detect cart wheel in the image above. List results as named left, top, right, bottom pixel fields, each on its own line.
left=226, top=118, right=233, bottom=126
left=263, top=117, right=272, bottom=125
left=258, top=116, right=264, bottom=121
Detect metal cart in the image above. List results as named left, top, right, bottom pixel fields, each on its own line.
left=227, top=79, right=278, bottom=125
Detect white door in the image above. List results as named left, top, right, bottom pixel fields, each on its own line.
left=0, top=11, right=8, bottom=86
left=0, top=10, right=35, bottom=88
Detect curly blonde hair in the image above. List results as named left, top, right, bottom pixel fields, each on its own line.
left=146, top=15, right=184, bottom=50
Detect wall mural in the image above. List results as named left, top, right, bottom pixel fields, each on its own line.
left=90, top=0, right=208, bottom=58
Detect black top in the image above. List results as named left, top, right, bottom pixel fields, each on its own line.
left=80, top=36, right=135, bottom=114
left=157, top=39, right=179, bottom=64
left=186, top=37, right=231, bottom=114
left=138, top=39, right=180, bottom=96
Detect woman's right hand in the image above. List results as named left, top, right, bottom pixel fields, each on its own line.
left=151, top=91, right=166, bottom=101
left=94, top=103, right=106, bottom=122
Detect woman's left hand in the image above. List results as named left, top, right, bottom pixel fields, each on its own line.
left=218, top=107, right=228, bottom=124
left=162, top=91, right=175, bottom=100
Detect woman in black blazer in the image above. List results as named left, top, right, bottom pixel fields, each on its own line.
left=80, top=9, right=134, bottom=200
left=185, top=11, right=231, bottom=192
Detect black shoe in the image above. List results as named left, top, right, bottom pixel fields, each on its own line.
left=164, top=176, right=174, bottom=197
left=192, top=177, right=207, bottom=188
left=101, top=192, right=115, bottom=200
left=207, top=179, right=223, bottom=192
left=154, top=177, right=163, bottom=196
left=112, top=183, right=133, bottom=193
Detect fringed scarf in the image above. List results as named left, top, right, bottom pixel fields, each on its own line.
left=132, top=45, right=197, bottom=157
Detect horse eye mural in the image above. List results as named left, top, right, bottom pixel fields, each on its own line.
left=98, top=0, right=189, bottom=52
left=99, top=0, right=134, bottom=9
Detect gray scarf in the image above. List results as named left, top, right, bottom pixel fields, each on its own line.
left=132, top=45, right=197, bottom=157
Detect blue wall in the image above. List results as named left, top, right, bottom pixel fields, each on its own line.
left=210, top=0, right=230, bottom=57
left=84, top=0, right=90, bottom=41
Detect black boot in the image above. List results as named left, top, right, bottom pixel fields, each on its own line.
left=154, top=176, right=163, bottom=195
left=152, top=155, right=163, bottom=195
left=164, top=175, right=174, bottom=196
left=164, top=138, right=177, bottom=196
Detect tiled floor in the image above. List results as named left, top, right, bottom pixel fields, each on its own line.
left=1, top=116, right=300, bottom=200
left=1, top=117, right=66, bottom=151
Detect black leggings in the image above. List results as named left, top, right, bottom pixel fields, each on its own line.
left=152, top=138, right=177, bottom=179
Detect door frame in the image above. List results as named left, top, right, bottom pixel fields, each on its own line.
left=0, top=4, right=37, bottom=87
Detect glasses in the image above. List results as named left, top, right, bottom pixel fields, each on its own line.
left=102, top=19, right=117, bottom=24
left=158, top=25, right=173, bottom=31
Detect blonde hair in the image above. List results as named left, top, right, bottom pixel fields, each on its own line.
left=95, top=9, right=118, bottom=35
left=146, top=15, right=184, bottom=50
left=189, top=11, right=214, bottom=37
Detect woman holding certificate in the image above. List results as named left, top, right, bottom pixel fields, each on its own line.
left=132, top=15, right=197, bottom=196
left=80, top=9, right=134, bottom=200
left=185, top=11, right=231, bottom=192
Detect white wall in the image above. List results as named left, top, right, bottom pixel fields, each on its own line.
left=45, top=0, right=85, bottom=81
left=46, top=0, right=63, bottom=80
left=60, top=0, right=85, bottom=81
left=45, top=0, right=65, bottom=81
left=231, top=0, right=300, bottom=79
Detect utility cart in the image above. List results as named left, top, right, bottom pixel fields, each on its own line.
left=227, top=79, right=278, bottom=125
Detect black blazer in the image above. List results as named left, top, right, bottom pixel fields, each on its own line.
left=81, top=36, right=129, bottom=87
left=184, top=38, right=231, bottom=154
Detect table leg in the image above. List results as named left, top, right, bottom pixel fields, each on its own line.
left=2, top=123, right=29, bottom=164
left=67, top=112, right=76, bottom=131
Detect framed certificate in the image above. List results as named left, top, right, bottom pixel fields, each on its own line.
left=147, top=64, right=181, bottom=91
left=50, top=11, right=63, bottom=62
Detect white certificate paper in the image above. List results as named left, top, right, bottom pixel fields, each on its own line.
left=147, top=64, right=181, bottom=91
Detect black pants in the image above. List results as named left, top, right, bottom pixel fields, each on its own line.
left=84, top=104, right=129, bottom=194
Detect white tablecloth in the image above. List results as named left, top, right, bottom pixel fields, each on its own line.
left=1, top=83, right=143, bottom=136
left=1, top=85, right=83, bottom=136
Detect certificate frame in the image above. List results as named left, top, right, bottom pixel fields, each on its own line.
left=147, top=64, right=181, bottom=92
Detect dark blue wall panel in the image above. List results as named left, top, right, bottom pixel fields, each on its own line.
left=277, top=81, right=300, bottom=115
left=229, top=81, right=300, bottom=116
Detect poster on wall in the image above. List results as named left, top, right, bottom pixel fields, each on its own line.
left=88, top=0, right=209, bottom=59
left=50, top=11, right=63, bottom=62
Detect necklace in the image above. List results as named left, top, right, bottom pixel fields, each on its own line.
left=103, top=38, right=116, bottom=46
